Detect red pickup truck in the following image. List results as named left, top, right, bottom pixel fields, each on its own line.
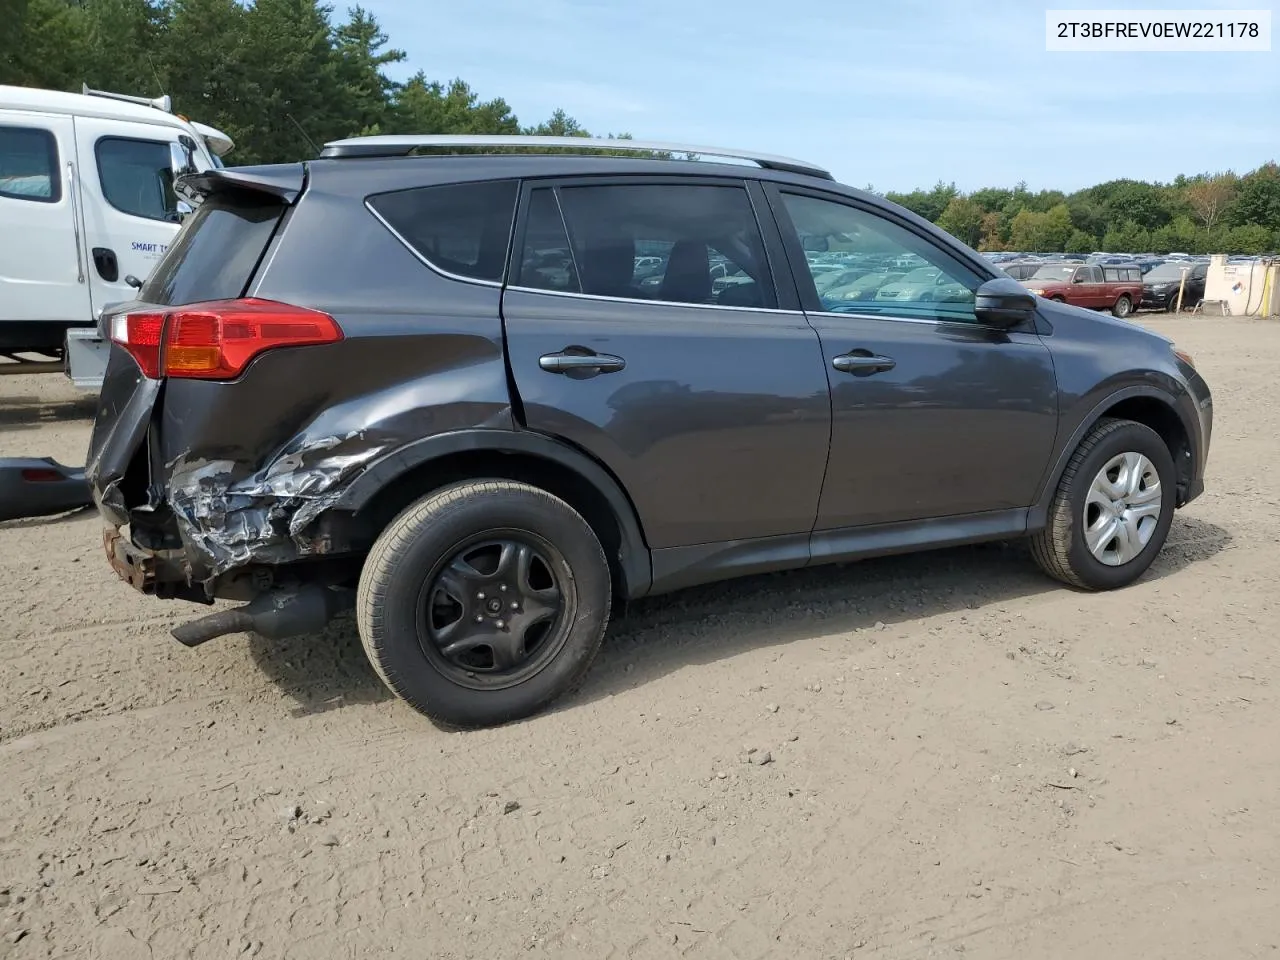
left=1018, top=262, right=1144, bottom=318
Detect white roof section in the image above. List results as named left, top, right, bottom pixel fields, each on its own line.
left=0, top=84, right=189, bottom=130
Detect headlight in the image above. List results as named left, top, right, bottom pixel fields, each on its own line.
left=1027, top=288, right=1045, bottom=296
left=1173, top=346, right=1196, bottom=369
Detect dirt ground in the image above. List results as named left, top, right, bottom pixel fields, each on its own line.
left=0, top=315, right=1276, bottom=959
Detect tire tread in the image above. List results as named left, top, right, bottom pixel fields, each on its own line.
left=1030, top=417, right=1132, bottom=590
left=356, top=479, right=610, bottom=727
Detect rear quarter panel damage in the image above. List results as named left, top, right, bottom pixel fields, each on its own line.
left=154, top=173, right=516, bottom=579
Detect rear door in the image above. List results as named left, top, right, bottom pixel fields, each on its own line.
left=0, top=112, right=88, bottom=342
left=73, top=117, right=186, bottom=319
left=501, top=177, right=832, bottom=550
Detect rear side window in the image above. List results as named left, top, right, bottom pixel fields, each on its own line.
left=97, top=137, right=178, bottom=221
left=368, top=179, right=518, bottom=283
left=140, top=194, right=283, bottom=305
left=518, top=182, right=777, bottom=309
left=0, top=126, right=60, bottom=202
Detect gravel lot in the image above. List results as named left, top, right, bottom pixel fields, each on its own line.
left=0, top=315, right=1276, bottom=959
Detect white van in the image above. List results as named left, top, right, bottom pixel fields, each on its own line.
left=0, top=84, right=234, bottom=387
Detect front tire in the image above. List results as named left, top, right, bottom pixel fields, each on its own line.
left=1112, top=295, right=1133, bottom=318
left=357, top=480, right=611, bottom=727
left=1030, top=419, right=1176, bottom=590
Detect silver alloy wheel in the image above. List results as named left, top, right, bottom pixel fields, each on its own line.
left=1114, top=296, right=1132, bottom=317
left=1084, top=451, right=1162, bottom=565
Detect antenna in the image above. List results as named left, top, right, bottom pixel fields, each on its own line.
left=145, top=53, right=166, bottom=104
left=286, top=113, right=320, bottom=155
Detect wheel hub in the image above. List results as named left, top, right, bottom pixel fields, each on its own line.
left=416, top=534, right=569, bottom=688
left=1084, top=451, right=1163, bottom=566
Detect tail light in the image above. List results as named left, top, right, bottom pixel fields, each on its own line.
left=109, top=311, right=165, bottom=378
left=110, top=299, right=342, bottom=380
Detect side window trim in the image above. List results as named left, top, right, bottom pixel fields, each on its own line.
left=0, top=125, right=62, bottom=204
left=762, top=182, right=998, bottom=327
left=506, top=174, right=790, bottom=313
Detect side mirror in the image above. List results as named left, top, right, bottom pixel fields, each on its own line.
left=974, top=277, right=1036, bottom=328
left=1072, top=274, right=1086, bottom=283
left=169, top=140, right=197, bottom=180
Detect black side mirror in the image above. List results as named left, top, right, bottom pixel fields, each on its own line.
left=124, top=274, right=143, bottom=290
left=974, top=277, right=1036, bottom=328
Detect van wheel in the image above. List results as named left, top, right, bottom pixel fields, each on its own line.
left=1030, top=419, right=1176, bottom=590
left=1112, top=295, right=1133, bottom=318
left=357, top=480, right=611, bottom=727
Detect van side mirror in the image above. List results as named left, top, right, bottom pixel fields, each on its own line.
left=974, top=277, right=1036, bottom=328
left=169, top=140, right=197, bottom=180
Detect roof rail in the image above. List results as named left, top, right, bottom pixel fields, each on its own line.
left=317, top=134, right=833, bottom=180
left=81, top=83, right=172, bottom=114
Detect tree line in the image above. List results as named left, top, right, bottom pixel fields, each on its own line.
left=1, top=0, right=614, bottom=166
left=883, top=165, right=1280, bottom=255
left=3, top=0, right=1277, bottom=255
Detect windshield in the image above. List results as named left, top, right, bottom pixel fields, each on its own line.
left=1030, top=265, right=1077, bottom=281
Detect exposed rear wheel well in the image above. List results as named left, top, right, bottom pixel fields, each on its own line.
left=1094, top=396, right=1192, bottom=503
left=350, top=451, right=635, bottom=598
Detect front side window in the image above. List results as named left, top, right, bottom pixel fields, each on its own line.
left=525, top=182, right=777, bottom=309
left=96, top=137, right=178, bottom=221
left=368, top=179, right=518, bottom=283
left=0, top=126, right=60, bottom=203
left=780, top=192, right=981, bottom=323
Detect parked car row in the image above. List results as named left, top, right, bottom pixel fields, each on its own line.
left=987, top=251, right=1213, bottom=313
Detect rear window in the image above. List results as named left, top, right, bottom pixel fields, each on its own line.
left=367, top=179, right=519, bottom=283
left=140, top=194, right=283, bottom=305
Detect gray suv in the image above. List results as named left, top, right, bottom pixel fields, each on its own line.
left=87, top=136, right=1213, bottom=727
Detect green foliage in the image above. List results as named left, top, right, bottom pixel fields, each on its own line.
left=2, top=0, right=597, bottom=164
left=871, top=162, right=1277, bottom=255
left=1227, top=163, right=1280, bottom=229
left=885, top=180, right=958, bottom=223
left=1101, top=220, right=1151, bottom=253
left=1064, top=229, right=1096, bottom=254
left=935, top=196, right=984, bottom=248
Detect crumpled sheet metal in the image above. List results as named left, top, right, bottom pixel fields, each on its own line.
left=166, top=431, right=389, bottom=577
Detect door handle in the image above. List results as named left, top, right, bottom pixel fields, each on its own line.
left=832, top=352, right=896, bottom=375
left=538, top=351, right=626, bottom=375
left=92, top=247, right=119, bottom=283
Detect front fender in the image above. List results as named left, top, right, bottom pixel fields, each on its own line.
left=1029, top=381, right=1200, bottom=529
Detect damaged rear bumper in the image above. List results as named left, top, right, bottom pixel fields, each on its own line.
left=103, top=526, right=191, bottom=596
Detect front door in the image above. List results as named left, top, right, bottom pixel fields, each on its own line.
left=767, top=187, right=1059, bottom=530
left=72, top=117, right=185, bottom=318
left=502, top=178, right=832, bottom=549
left=0, top=113, right=88, bottom=347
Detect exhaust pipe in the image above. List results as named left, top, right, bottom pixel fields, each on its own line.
left=171, top=584, right=354, bottom=648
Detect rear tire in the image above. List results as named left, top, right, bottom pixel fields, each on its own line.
left=357, top=480, right=611, bottom=727
left=1030, top=418, right=1176, bottom=591
left=1112, top=295, right=1133, bottom=318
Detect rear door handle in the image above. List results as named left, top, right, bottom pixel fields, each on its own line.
left=538, top=351, right=626, bottom=374
left=832, top=352, right=896, bottom=375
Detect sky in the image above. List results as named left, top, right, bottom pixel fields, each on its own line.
left=356, top=0, right=1279, bottom=192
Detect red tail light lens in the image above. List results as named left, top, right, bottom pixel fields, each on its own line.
left=111, top=299, right=343, bottom=380
left=109, top=311, right=165, bottom=378
left=165, top=299, right=343, bottom=380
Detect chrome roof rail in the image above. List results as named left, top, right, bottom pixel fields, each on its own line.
left=318, top=134, right=832, bottom=179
